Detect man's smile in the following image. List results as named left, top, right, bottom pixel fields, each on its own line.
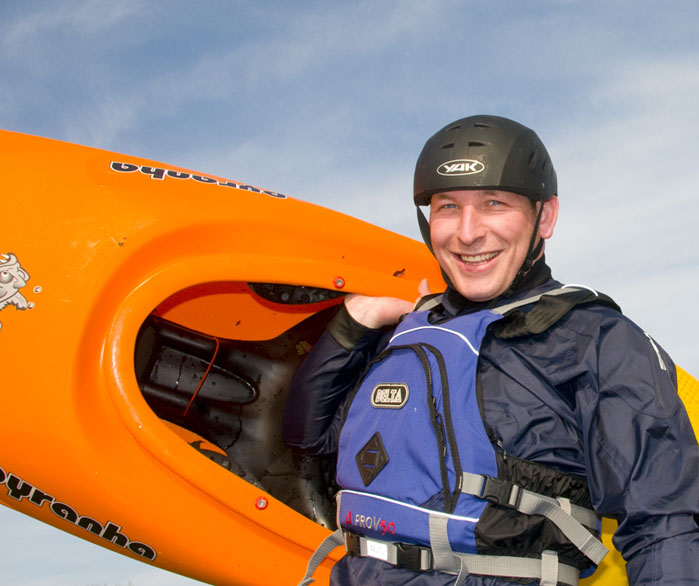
left=456, top=251, right=500, bottom=265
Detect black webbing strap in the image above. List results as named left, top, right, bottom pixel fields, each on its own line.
left=492, top=288, right=621, bottom=339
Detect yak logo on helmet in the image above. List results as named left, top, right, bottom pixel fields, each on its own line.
left=0, top=253, right=30, bottom=312
left=371, top=384, right=409, bottom=409
left=437, top=159, right=485, bottom=176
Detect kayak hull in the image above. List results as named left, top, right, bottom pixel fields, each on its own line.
left=1, top=130, right=696, bottom=585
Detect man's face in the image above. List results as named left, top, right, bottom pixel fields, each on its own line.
left=429, top=189, right=558, bottom=302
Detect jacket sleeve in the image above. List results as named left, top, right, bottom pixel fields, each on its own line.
left=282, top=304, right=389, bottom=455
left=581, top=314, right=699, bottom=585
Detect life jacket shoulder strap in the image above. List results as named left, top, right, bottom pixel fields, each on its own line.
left=414, top=286, right=620, bottom=339
left=413, top=292, right=444, bottom=312
left=491, top=286, right=621, bottom=339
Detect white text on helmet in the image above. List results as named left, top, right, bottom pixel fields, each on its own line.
left=436, top=159, right=485, bottom=176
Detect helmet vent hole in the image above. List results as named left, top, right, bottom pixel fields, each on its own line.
left=468, top=141, right=485, bottom=147
left=448, top=125, right=461, bottom=132
left=440, top=143, right=454, bottom=150
left=528, top=151, right=539, bottom=168
left=474, top=122, right=490, bottom=128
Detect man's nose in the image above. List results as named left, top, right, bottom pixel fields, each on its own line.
left=457, top=206, right=487, bottom=244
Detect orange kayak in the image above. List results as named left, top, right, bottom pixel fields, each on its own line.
left=1, top=129, right=696, bottom=585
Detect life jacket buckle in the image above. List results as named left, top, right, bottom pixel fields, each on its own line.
left=343, top=530, right=433, bottom=572
left=480, top=475, right=522, bottom=508
left=395, top=542, right=433, bottom=572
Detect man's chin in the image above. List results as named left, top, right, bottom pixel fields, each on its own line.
left=452, top=283, right=501, bottom=303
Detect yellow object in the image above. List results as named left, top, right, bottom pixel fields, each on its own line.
left=1, top=130, right=696, bottom=586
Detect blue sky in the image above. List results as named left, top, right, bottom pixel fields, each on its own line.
left=2, top=1, right=698, bottom=584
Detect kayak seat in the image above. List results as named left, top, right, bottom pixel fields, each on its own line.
left=133, top=306, right=340, bottom=529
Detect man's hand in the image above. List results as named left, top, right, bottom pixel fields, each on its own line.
left=344, top=279, right=431, bottom=328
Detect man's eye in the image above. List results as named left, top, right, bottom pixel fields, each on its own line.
left=0, top=271, right=13, bottom=284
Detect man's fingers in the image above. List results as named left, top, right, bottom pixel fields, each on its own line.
left=418, top=278, right=431, bottom=297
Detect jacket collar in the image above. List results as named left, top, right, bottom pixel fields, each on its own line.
left=438, top=257, right=554, bottom=318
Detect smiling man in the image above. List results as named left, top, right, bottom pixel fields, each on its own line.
left=284, top=115, right=699, bottom=586
left=428, top=189, right=557, bottom=303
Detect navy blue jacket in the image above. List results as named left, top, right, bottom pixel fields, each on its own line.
left=283, top=261, right=699, bottom=585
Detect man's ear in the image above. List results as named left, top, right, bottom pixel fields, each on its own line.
left=539, top=195, right=559, bottom=240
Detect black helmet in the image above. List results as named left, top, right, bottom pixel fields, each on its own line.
left=413, top=115, right=556, bottom=205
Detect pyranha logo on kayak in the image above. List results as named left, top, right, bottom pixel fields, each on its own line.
left=110, top=161, right=288, bottom=199
left=0, top=464, right=157, bottom=561
left=0, top=253, right=30, bottom=312
left=436, top=159, right=485, bottom=176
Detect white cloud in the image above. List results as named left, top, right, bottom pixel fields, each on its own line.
left=0, top=0, right=146, bottom=62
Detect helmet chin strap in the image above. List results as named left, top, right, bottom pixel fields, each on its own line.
left=417, top=206, right=434, bottom=255
left=416, top=202, right=545, bottom=299
left=501, top=202, right=544, bottom=298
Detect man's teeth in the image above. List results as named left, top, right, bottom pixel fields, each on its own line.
left=459, top=252, right=498, bottom=263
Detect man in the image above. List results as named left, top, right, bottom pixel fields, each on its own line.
left=283, top=115, right=699, bottom=585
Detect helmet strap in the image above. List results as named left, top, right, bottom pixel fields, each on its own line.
left=417, top=206, right=434, bottom=254
left=502, top=202, right=544, bottom=297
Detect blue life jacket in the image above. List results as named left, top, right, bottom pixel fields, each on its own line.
left=298, top=287, right=618, bottom=586
left=337, top=304, right=502, bottom=552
